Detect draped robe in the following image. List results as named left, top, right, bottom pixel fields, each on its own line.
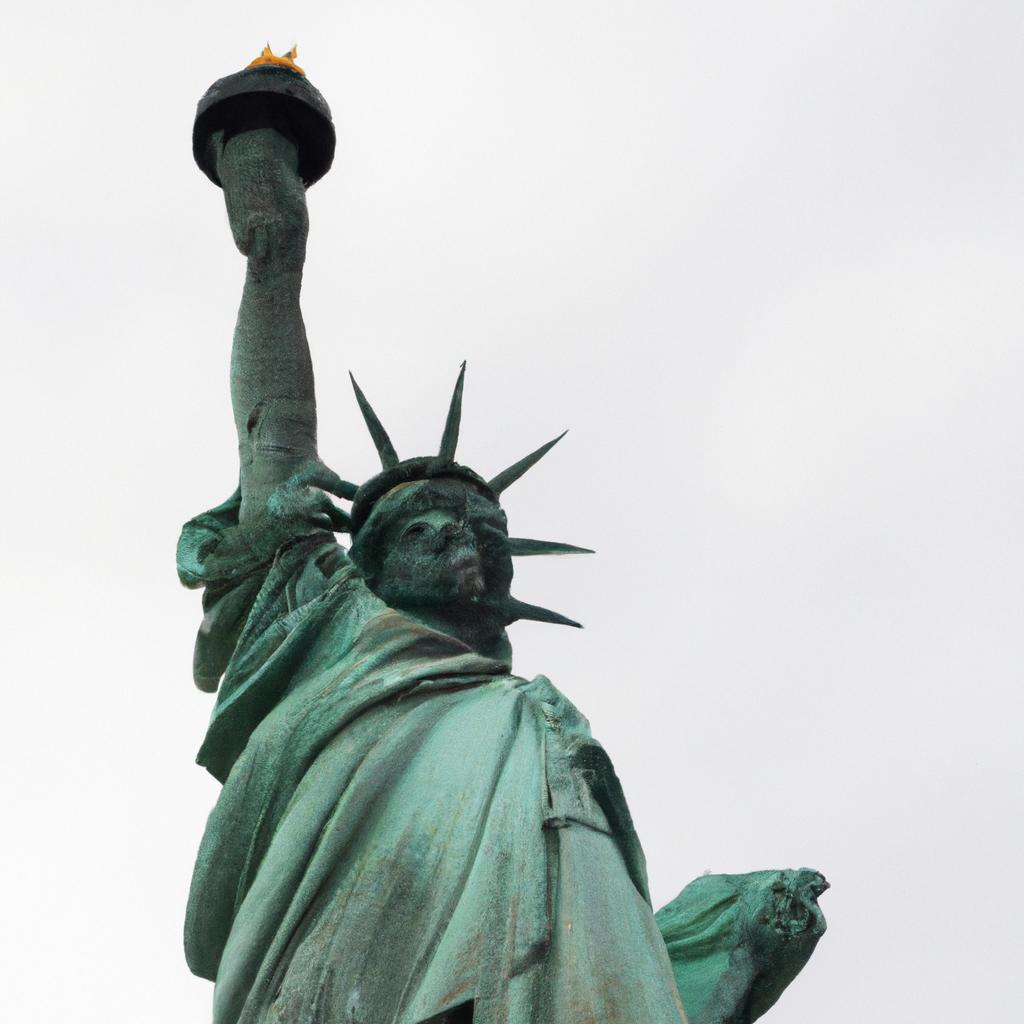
left=179, top=493, right=688, bottom=1024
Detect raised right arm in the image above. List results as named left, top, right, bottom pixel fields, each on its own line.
left=215, top=124, right=320, bottom=523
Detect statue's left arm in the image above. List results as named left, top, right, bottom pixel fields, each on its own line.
left=656, top=868, right=828, bottom=1024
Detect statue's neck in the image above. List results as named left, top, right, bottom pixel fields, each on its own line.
left=396, top=603, right=512, bottom=664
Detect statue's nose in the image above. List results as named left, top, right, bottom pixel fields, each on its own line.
left=434, top=521, right=475, bottom=553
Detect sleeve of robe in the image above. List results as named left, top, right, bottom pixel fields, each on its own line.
left=177, top=487, right=357, bottom=781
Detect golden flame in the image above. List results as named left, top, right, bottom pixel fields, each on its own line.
left=246, top=43, right=305, bottom=76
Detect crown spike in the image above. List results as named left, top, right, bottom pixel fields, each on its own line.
left=506, top=597, right=582, bottom=629
left=488, top=431, right=567, bottom=495
left=349, top=373, right=400, bottom=469
left=438, top=361, right=466, bottom=463
left=508, top=538, right=594, bottom=557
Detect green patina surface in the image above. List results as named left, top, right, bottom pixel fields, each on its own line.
left=181, top=58, right=826, bottom=1024
left=657, top=869, right=828, bottom=1023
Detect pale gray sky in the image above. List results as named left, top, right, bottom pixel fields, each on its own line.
left=3, top=2, right=1022, bottom=1020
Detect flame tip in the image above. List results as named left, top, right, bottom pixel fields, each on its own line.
left=246, top=42, right=306, bottom=76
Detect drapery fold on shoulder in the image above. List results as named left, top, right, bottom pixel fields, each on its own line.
left=177, top=488, right=274, bottom=693
left=176, top=487, right=352, bottom=711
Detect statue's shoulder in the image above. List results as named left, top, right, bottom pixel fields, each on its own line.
left=512, top=674, right=592, bottom=737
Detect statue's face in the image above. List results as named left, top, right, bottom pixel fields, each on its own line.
left=359, top=480, right=512, bottom=615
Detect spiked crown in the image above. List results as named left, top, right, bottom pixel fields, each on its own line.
left=343, top=364, right=592, bottom=629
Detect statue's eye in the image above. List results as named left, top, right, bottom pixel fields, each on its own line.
left=402, top=522, right=429, bottom=542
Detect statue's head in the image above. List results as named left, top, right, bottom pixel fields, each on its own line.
left=339, top=366, right=591, bottom=652
left=350, top=476, right=512, bottom=614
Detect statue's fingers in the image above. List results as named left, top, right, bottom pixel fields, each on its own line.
left=302, top=490, right=351, bottom=532
left=291, top=462, right=358, bottom=500
left=317, top=466, right=358, bottom=501
left=320, top=500, right=351, bottom=532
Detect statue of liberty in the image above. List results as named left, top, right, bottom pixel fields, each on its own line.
left=180, top=48, right=828, bottom=1024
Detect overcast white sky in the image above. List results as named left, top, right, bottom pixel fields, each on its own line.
left=3, top=2, right=1022, bottom=1020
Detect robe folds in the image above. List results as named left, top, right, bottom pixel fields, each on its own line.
left=179, top=494, right=687, bottom=1024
